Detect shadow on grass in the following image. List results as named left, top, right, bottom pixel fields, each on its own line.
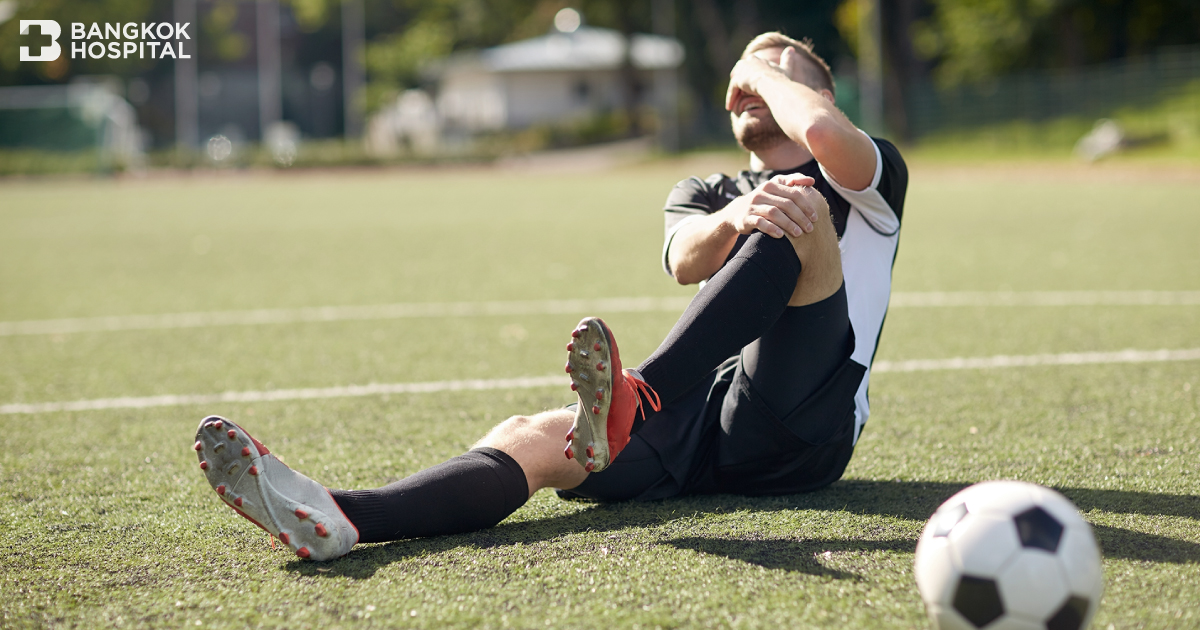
left=286, top=479, right=1200, bottom=579
left=664, top=536, right=912, bottom=579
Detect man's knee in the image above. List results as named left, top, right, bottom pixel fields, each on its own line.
left=784, top=211, right=842, bottom=306
left=475, top=410, right=570, bottom=451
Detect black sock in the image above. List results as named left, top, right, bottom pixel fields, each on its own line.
left=637, top=232, right=801, bottom=411
left=329, top=447, right=528, bottom=544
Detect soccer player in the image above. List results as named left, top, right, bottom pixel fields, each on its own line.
left=193, top=32, right=908, bottom=561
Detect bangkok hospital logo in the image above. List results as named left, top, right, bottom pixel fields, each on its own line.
left=19, top=20, right=191, bottom=62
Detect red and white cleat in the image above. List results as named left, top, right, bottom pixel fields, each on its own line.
left=193, top=416, right=358, bottom=561
left=563, top=317, right=660, bottom=473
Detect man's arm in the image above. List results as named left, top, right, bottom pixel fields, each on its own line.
left=727, top=48, right=878, bottom=191
left=667, top=174, right=820, bottom=285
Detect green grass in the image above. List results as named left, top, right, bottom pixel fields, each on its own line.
left=1, top=159, right=1198, bottom=629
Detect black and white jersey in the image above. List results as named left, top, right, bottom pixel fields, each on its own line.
left=661, top=135, right=908, bottom=442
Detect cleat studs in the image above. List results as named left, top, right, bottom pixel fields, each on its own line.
left=227, top=429, right=236, bottom=439
left=566, top=342, right=574, bottom=351
left=248, top=465, right=258, bottom=476
left=279, top=532, right=290, bottom=544
left=296, top=547, right=310, bottom=558
left=194, top=441, right=203, bottom=451
left=571, top=329, right=582, bottom=338
left=594, top=342, right=602, bottom=351
left=570, top=381, right=577, bottom=391
left=234, top=497, right=243, bottom=507
left=565, top=447, right=574, bottom=459
left=241, top=447, right=251, bottom=457
left=595, top=389, right=604, bottom=400
left=586, top=446, right=594, bottom=458
left=216, top=484, right=226, bottom=495
left=212, top=421, right=223, bottom=430
left=565, top=363, right=573, bottom=373
left=199, top=461, right=208, bottom=470
left=314, top=523, right=328, bottom=537
left=596, top=361, right=606, bottom=371
left=584, top=462, right=595, bottom=473
left=295, top=509, right=309, bottom=519
left=592, top=405, right=601, bottom=414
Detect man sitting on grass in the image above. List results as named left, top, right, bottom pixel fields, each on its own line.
left=193, top=32, right=908, bottom=561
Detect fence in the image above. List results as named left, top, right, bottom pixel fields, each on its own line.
left=905, top=45, right=1200, bottom=138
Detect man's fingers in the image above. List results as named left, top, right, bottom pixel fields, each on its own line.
left=745, top=214, right=785, bottom=238
left=773, top=174, right=815, bottom=187
left=725, top=84, right=741, bottom=112
left=767, top=183, right=825, bottom=224
left=752, top=195, right=810, bottom=235
left=779, top=46, right=798, bottom=81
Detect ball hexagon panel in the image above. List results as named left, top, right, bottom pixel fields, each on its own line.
left=960, top=481, right=1038, bottom=519
left=996, top=550, right=1071, bottom=622
left=1056, top=525, right=1104, bottom=598
left=1030, top=486, right=1090, bottom=531
left=950, top=512, right=1022, bottom=577
left=1047, top=595, right=1091, bottom=630
left=953, top=575, right=1005, bottom=628
left=915, top=534, right=960, bottom=607
left=1013, top=506, right=1064, bottom=552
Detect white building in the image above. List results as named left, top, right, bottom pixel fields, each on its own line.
left=434, top=24, right=685, bottom=139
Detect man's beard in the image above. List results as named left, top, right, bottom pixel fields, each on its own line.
left=733, top=112, right=789, bottom=152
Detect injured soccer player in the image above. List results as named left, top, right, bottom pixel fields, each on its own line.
left=193, top=31, right=909, bottom=561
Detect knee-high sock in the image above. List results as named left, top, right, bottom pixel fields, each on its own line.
left=329, top=448, right=528, bottom=544
left=637, top=232, right=801, bottom=410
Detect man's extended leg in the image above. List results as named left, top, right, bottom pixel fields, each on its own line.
left=194, top=409, right=584, bottom=560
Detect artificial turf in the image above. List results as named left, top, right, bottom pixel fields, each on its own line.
left=0, top=157, right=1197, bottom=629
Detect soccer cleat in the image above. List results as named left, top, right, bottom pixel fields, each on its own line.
left=193, top=415, right=358, bottom=561
left=563, top=317, right=661, bottom=473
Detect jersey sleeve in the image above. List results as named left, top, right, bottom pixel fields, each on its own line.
left=661, top=176, right=718, bottom=276
left=817, top=132, right=908, bottom=237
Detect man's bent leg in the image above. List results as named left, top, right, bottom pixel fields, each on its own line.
left=637, top=197, right=842, bottom=411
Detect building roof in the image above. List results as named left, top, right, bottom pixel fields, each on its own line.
left=474, top=26, right=684, bottom=73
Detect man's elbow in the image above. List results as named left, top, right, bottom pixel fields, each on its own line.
left=802, top=118, right=841, bottom=157
left=668, top=260, right=702, bottom=286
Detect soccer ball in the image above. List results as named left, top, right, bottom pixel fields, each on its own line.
left=914, top=480, right=1104, bottom=630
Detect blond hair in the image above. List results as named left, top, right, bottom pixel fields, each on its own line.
left=742, top=32, right=835, bottom=96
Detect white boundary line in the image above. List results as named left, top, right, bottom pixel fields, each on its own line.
left=2, top=291, right=1198, bottom=337
left=3, top=348, right=1197, bottom=415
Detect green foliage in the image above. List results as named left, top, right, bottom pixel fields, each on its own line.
left=914, top=0, right=1200, bottom=86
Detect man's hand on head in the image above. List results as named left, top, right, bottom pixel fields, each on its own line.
left=721, top=174, right=825, bottom=239
left=725, top=46, right=808, bottom=114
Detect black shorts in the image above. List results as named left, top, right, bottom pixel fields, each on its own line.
left=560, top=284, right=866, bottom=502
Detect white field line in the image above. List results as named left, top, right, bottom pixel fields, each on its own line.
left=3, top=348, right=1198, bottom=415
left=2, top=291, right=1199, bottom=337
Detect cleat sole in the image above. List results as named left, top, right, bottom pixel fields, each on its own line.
left=564, top=318, right=615, bottom=472
left=193, top=415, right=358, bottom=561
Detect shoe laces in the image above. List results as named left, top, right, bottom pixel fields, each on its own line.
left=624, top=369, right=661, bottom=420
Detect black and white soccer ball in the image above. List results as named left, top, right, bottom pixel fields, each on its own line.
left=914, top=480, right=1104, bottom=630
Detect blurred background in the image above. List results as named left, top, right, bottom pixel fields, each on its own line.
left=0, top=0, right=1198, bottom=174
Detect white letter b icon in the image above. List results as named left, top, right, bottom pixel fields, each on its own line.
left=20, top=21, right=62, bottom=61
